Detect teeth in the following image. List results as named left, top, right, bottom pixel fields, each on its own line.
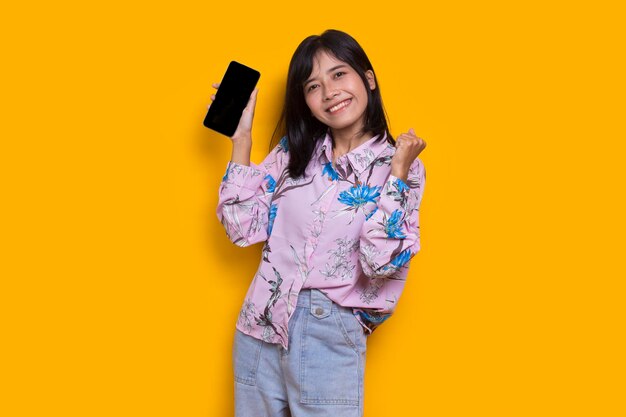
left=329, top=99, right=350, bottom=113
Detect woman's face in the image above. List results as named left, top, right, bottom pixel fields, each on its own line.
left=303, top=50, right=376, bottom=137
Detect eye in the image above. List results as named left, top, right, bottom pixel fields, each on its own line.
left=334, top=71, right=345, bottom=78
left=306, top=84, right=319, bottom=92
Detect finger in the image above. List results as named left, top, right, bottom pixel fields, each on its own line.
left=210, top=94, right=215, bottom=101
left=398, top=131, right=413, bottom=140
left=212, top=82, right=220, bottom=88
left=409, top=127, right=415, bottom=136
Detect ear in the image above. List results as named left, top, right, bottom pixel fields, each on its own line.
left=365, top=70, right=376, bottom=90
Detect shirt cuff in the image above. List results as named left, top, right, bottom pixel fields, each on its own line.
left=222, top=161, right=267, bottom=192
left=386, top=174, right=409, bottom=189
left=378, top=173, right=423, bottom=216
left=381, top=174, right=412, bottom=200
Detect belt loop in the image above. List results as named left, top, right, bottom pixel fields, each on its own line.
left=310, top=289, right=332, bottom=319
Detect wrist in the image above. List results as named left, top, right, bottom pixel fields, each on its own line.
left=231, top=134, right=252, bottom=144
left=231, top=143, right=252, bottom=166
left=390, top=164, right=409, bottom=183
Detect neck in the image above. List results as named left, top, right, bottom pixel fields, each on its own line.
left=330, top=126, right=373, bottom=157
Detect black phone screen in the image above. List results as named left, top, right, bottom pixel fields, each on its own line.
left=203, top=61, right=260, bottom=137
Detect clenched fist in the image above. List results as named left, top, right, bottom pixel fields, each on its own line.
left=391, top=128, right=427, bottom=182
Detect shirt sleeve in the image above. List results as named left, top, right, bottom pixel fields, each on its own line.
left=359, top=157, right=426, bottom=278
left=216, top=137, right=288, bottom=247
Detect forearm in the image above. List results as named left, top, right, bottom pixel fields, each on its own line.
left=230, top=136, right=253, bottom=166
left=360, top=159, right=425, bottom=278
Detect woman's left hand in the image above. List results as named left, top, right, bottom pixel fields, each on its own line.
left=391, top=128, right=427, bottom=182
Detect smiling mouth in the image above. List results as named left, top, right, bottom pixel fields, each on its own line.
left=327, top=99, right=351, bottom=113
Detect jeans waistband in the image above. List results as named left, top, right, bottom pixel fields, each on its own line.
left=296, top=288, right=336, bottom=317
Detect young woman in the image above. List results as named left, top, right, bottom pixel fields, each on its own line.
left=211, top=29, right=426, bottom=417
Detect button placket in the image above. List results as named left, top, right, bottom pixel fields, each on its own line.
left=305, top=173, right=338, bottom=264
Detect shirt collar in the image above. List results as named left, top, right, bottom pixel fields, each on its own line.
left=314, top=129, right=392, bottom=178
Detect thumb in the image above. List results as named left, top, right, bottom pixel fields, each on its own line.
left=408, top=127, right=415, bottom=135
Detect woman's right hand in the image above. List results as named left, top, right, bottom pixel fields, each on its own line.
left=208, top=82, right=259, bottom=142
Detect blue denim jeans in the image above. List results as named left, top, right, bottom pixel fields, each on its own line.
left=233, top=288, right=368, bottom=417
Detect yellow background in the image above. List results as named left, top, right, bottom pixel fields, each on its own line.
left=2, top=0, right=625, bottom=416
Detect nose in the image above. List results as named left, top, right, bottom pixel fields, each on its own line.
left=324, top=88, right=339, bottom=101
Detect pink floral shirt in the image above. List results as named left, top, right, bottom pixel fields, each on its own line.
left=216, top=131, right=426, bottom=349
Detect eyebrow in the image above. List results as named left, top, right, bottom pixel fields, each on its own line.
left=303, top=64, right=348, bottom=86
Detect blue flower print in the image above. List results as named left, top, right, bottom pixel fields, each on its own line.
left=394, top=178, right=409, bottom=193
left=338, top=184, right=381, bottom=210
left=322, top=162, right=339, bottom=181
left=365, top=206, right=378, bottom=221
left=267, top=204, right=278, bottom=236
left=383, top=209, right=407, bottom=239
left=386, top=178, right=410, bottom=206
left=264, top=174, right=276, bottom=193
left=278, top=136, right=289, bottom=153
left=222, top=166, right=230, bottom=182
left=357, top=310, right=391, bottom=330
left=389, top=248, right=412, bottom=269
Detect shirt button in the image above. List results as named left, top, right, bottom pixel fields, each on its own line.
left=315, top=307, right=324, bottom=316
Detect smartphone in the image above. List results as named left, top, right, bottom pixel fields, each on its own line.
left=203, top=61, right=260, bottom=137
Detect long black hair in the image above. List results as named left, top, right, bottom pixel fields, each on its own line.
left=270, top=29, right=394, bottom=178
